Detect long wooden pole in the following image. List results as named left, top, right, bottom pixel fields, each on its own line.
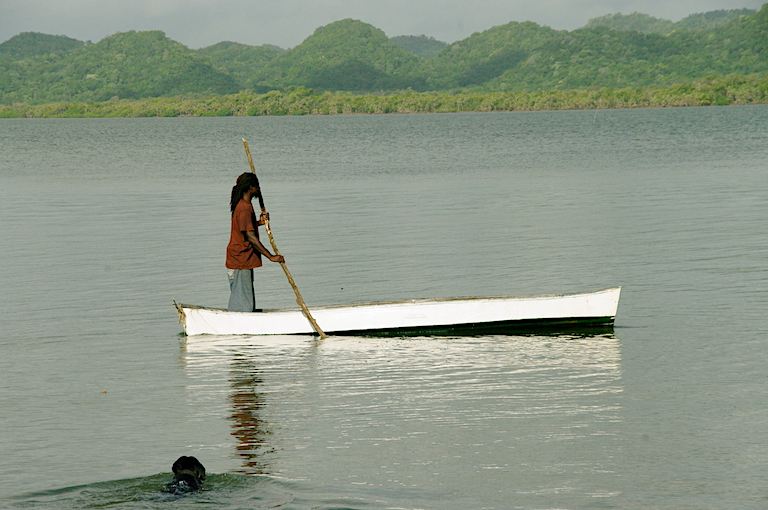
left=242, top=139, right=327, bottom=339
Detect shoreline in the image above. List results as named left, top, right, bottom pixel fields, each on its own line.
left=2, top=74, right=767, bottom=118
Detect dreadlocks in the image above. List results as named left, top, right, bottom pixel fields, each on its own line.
left=230, top=173, right=259, bottom=214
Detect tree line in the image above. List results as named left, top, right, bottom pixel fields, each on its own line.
left=2, top=74, right=765, bottom=118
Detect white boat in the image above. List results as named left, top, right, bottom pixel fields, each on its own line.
left=175, top=287, right=621, bottom=337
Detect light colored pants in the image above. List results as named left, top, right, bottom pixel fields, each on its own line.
left=228, top=269, right=255, bottom=312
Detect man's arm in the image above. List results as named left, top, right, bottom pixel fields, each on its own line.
left=245, top=231, right=284, bottom=263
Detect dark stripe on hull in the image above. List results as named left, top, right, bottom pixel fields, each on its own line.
left=327, top=317, right=616, bottom=338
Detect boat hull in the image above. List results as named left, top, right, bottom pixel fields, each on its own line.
left=176, top=287, right=620, bottom=337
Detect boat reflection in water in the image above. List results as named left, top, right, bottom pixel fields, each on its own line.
left=182, top=332, right=624, bottom=496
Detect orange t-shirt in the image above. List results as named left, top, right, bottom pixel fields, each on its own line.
left=226, top=199, right=263, bottom=269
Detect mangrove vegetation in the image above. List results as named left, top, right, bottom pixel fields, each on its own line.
left=2, top=74, right=766, bottom=118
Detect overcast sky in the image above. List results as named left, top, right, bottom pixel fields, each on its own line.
left=1, top=0, right=764, bottom=49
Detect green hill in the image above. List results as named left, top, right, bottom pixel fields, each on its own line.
left=583, top=13, right=675, bottom=34
left=426, top=4, right=768, bottom=92
left=390, top=35, right=447, bottom=58
left=251, top=19, right=426, bottom=92
left=585, top=8, right=756, bottom=34
left=0, top=32, right=85, bottom=61
left=197, top=41, right=284, bottom=88
left=424, top=21, right=561, bottom=89
left=0, top=30, right=238, bottom=103
left=677, top=8, right=757, bottom=30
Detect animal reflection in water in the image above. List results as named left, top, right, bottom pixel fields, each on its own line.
left=229, top=356, right=274, bottom=474
left=165, top=456, right=206, bottom=494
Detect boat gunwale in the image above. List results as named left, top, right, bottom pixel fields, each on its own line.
left=178, top=287, right=621, bottom=314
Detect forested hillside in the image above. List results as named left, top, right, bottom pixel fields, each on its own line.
left=426, top=5, right=768, bottom=91
left=584, top=8, right=756, bottom=34
left=0, top=31, right=238, bottom=104
left=1, top=5, right=767, bottom=105
left=249, top=19, right=425, bottom=92
left=197, top=41, right=284, bottom=87
left=390, top=35, right=447, bottom=58
left=0, top=32, right=85, bottom=61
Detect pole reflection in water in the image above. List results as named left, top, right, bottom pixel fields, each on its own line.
left=179, top=335, right=316, bottom=477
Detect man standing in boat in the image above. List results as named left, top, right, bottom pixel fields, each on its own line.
left=226, top=173, right=284, bottom=312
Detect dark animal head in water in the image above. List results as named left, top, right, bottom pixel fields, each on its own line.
left=165, top=456, right=206, bottom=494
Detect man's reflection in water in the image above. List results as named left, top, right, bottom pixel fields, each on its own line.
left=229, top=355, right=274, bottom=474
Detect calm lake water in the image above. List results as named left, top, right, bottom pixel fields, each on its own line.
left=1, top=106, right=767, bottom=509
